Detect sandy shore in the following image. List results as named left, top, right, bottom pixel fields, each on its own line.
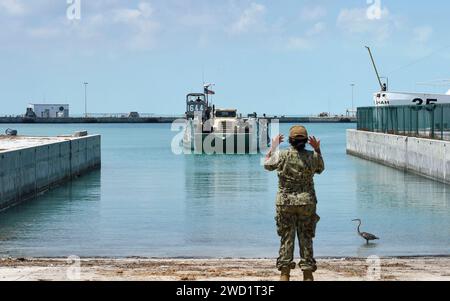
left=0, top=257, right=449, bottom=281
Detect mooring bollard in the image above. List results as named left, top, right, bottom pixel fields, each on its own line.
left=73, top=131, right=88, bottom=137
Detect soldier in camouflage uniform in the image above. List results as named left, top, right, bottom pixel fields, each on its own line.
left=264, top=126, right=324, bottom=281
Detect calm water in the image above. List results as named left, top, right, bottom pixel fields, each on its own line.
left=0, top=123, right=449, bottom=258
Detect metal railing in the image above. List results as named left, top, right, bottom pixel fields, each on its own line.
left=357, top=104, right=450, bottom=141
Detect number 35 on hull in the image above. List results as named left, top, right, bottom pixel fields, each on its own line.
left=374, top=91, right=450, bottom=107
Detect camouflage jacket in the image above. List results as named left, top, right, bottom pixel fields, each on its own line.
left=264, top=147, right=325, bottom=206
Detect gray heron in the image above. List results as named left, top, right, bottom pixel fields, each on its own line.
left=352, top=219, right=379, bottom=244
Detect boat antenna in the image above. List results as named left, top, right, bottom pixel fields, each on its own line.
left=202, top=67, right=207, bottom=105
left=202, top=65, right=205, bottom=87
left=365, top=46, right=384, bottom=91
left=204, top=83, right=209, bottom=106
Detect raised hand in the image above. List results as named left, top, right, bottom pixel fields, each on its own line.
left=272, top=134, right=285, bottom=149
left=308, top=136, right=321, bottom=152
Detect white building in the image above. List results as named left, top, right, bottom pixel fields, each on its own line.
left=28, top=104, right=69, bottom=118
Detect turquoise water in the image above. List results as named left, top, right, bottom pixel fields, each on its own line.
left=0, top=123, right=449, bottom=258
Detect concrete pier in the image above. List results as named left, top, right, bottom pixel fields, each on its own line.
left=0, top=116, right=356, bottom=124
left=0, top=134, right=101, bottom=211
left=347, top=129, right=450, bottom=184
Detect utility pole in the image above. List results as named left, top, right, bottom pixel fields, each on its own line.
left=84, top=82, right=88, bottom=118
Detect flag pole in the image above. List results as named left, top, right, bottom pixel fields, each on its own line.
left=202, top=68, right=208, bottom=106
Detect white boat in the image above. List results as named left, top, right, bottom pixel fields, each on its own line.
left=373, top=91, right=450, bottom=107
left=366, top=46, right=450, bottom=107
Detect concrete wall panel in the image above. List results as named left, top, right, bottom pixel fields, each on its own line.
left=0, top=135, right=101, bottom=211
left=347, top=130, right=449, bottom=184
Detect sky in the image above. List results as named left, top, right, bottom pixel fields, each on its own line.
left=1, top=0, right=450, bottom=116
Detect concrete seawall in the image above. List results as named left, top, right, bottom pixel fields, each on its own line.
left=0, top=116, right=356, bottom=124
left=347, top=129, right=450, bottom=184
left=0, top=117, right=179, bottom=124
left=0, top=135, right=101, bottom=211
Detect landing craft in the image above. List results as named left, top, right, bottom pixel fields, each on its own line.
left=366, top=46, right=450, bottom=106
left=183, top=86, right=270, bottom=154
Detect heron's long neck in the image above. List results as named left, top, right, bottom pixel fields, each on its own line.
left=357, top=221, right=362, bottom=234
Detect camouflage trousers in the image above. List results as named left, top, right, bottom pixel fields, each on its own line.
left=275, top=205, right=320, bottom=272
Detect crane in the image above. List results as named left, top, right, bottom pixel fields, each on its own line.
left=365, top=46, right=387, bottom=91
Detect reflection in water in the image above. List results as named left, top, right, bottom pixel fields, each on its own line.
left=0, top=123, right=449, bottom=257
left=355, top=159, right=450, bottom=211
left=0, top=171, right=101, bottom=256
left=356, top=243, right=380, bottom=258
left=183, top=155, right=271, bottom=250
left=184, top=155, right=269, bottom=200
left=350, top=156, right=450, bottom=256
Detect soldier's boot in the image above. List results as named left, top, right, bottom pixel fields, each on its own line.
left=303, top=271, right=314, bottom=281
left=280, top=267, right=291, bottom=281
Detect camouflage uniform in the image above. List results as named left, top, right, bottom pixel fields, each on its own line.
left=265, top=146, right=324, bottom=272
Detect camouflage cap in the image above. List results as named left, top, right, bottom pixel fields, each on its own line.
left=289, top=126, right=308, bottom=139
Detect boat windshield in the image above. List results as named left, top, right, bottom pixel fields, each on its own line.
left=187, top=95, right=206, bottom=103
left=216, top=111, right=237, bottom=118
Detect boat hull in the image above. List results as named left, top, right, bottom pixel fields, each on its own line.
left=374, top=92, right=450, bottom=106
left=183, top=132, right=268, bottom=154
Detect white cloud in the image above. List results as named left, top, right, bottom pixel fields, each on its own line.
left=177, top=12, right=217, bottom=28
left=286, top=37, right=311, bottom=50
left=1, top=1, right=324, bottom=53
left=300, top=6, right=326, bottom=21
left=285, top=22, right=325, bottom=51
left=402, top=25, right=434, bottom=59
left=27, top=27, right=61, bottom=39
left=113, top=2, right=154, bottom=23
left=337, top=7, right=392, bottom=41
left=114, top=2, right=160, bottom=50
left=229, top=2, right=266, bottom=34
left=413, top=26, right=433, bottom=43
left=306, top=22, right=326, bottom=37
left=0, top=0, right=26, bottom=15
left=70, top=1, right=160, bottom=51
